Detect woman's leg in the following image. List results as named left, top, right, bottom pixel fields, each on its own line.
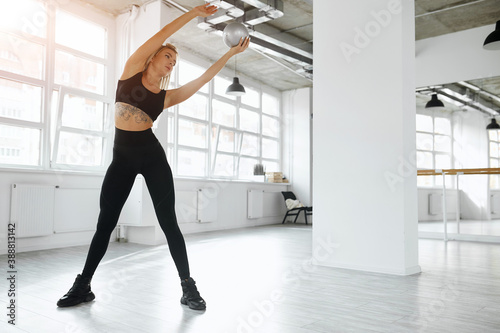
left=142, top=143, right=205, bottom=310
left=58, top=145, right=138, bottom=307
left=141, top=143, right=190, bottom=280
left=81, top=147, right=138, bottom=279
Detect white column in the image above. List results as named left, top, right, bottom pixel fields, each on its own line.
left=312, top=0, right=420, bottom=275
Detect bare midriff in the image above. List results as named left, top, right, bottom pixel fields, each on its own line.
left=114, top=102, right=154, bottom=131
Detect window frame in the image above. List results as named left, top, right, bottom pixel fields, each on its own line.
left=0, top=0, right=115, bottom=173
left=168, top=56, right=282, bottom=180
left=488, top=129, right=500, bottom=189
left=51, top=86, right=113, bottom=171
left=416, top=112, right=454, bottom=188
left=0, top=73, right=45, bottom=169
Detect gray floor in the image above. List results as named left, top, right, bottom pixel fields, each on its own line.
left=1, top=224, right=500, bottom=333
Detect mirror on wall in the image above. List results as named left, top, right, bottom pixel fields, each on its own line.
left=416, top=76, right=500, bottom=240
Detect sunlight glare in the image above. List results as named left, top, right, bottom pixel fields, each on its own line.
left=0, top=0, right=46, bottom=36
left=56, top=9, right=105, bottom=58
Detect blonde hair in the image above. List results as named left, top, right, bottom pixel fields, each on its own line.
left=143, top=43, right=178, bottom=90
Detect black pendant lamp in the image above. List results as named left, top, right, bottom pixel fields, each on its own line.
left=425, top=94, right=444, bottom=108
left=226, top=77, right=246, bottom=96
left=487, top=118, right=500, bottom=130
left=483, top=20, right=500, bottom=50
left=226, top=56, right=245, bottom=96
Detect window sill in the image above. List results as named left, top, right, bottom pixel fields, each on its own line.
left=0, top=165, right=106, bottom=177
left=173, top=176, right=291, bottom=186
left=0, top=167, right=291, bottom=185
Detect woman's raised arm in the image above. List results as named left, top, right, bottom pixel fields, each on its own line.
left=121, top=4, right=217, bottom=79
left=164, top=37, right=250, bottom=108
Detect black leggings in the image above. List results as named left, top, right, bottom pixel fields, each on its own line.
left=81, top=128, right=190, bottom=280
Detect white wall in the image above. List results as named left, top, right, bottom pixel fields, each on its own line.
left=175, top=180, right=287, bottom=233
left=0, top=169, right=287, bottom=254
left=313, top=0, right=420, bottom=275
left=416, top=24, right=500, bottom=87
left=0, top=171, right=104, bottom=253
left=122, top=178, right=288, bottom=245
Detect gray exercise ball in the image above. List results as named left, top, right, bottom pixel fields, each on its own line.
left=222, top=22, right=249, bottom=47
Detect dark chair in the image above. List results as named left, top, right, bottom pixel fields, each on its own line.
left=281, top=191, right=312, bottom=224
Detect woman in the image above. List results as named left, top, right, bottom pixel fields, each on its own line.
left=57, top=3, right=249, bottom=310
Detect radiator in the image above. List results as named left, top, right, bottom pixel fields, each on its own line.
left=10, top=184, right=55, bottom=238
left=175, top=189, right=218, bottom=223
left=197, top=188, right=218, bottom=223
left=10, top=184, right=100, bottom=238
left=491, top=193, right=500, bottom=214
left=248, top=190, right=285, bottom=219
left=248, top=190, right=264, bottom=219
left=428, top=192, right=457, bottom=215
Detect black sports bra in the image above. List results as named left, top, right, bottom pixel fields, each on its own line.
left=115, top=72, right=166, bottom=122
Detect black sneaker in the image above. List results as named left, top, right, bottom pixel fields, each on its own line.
left=57, top=274, right=95, bottom=307
left=180, top=277, right=206, bottom=310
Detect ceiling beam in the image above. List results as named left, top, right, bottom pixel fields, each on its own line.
left=415, top=0, right=487, bottom=18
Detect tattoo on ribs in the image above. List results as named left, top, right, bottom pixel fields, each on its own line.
left=115, top=102, right=152, bottom=124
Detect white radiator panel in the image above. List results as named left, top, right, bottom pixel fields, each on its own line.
left=54, top=188, right=100, bottom=233
left=10, top=184, right=55, bottom=238
left=491, top=194, right=500, bottom=213
left=248, top=190, right=264, bottom=219
left=175, top=189, right=218, bottom=223
left=428, top=193, right=457, bottom=215
left=176, top=190, right=198, bottom=223
left=197, top=189, right=218, bottom=223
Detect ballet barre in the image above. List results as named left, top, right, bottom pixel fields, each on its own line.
left=417, top=168, right=500, bottom=241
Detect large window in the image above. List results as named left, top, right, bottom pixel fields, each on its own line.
left=0, top=0, right=113, bottom=171
left=167, top=58, right=281, bottom=179
left=489, top=129, right=500, bottom=189
left=416, top=113, right=453, bottom=187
